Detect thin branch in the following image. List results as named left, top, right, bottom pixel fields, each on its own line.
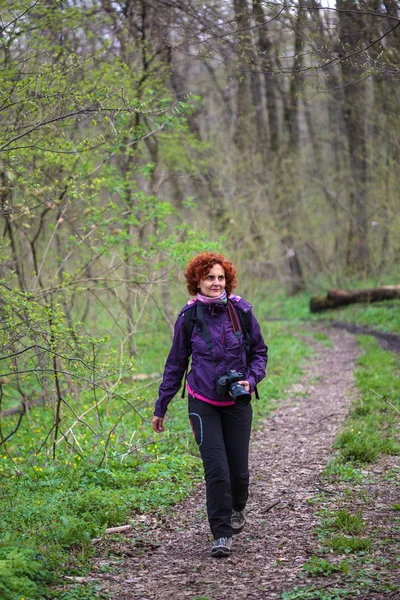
left=87, top=122, right=166, bottom=178
left=1, top=105, right=171, bottom=152
left=174, top=20, right=400, bottom=76
left=0, top=385, right=26, bottom=447
left=0, top=1, right=39, bottom=34
left=372, top=389, right=400, bottom=415
left=98, top=406, right=130, bottom=467
left=0, top=368, right=146, bottom=420
left=0, top=344, right=98, bottom=369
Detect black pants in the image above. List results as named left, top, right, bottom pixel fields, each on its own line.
left=188, top=395, right=252, bottom=539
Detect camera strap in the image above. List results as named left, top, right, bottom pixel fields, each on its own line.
left=181, top=302, right=215, bottom=398
left=227, top=300, right=241, bottom=340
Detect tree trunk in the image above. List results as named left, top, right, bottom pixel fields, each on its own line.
left=281, top=234, right=306, bottom=295
left=285, top=7, right=303, bottom=151
left=252, top=0, right=280, bottom=153
left=232, top=0, right=267, bottom=153
left=310, top=286, right=400, bottom=312
left=337, top=0, right=370, bottom=274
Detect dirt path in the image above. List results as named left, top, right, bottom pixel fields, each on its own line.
left=94, top=328, right=361, bottom=599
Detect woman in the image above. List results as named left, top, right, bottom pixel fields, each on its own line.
left=152, top=252, right=268, bottom=557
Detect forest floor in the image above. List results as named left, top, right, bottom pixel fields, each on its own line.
left=89, top=327, right=399, bottom=600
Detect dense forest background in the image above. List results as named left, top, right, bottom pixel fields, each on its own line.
left=1, top=0, right=400, bottom=451
left=1, top=3, right=400, bottom=597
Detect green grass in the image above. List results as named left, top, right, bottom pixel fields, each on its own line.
left=319, top=301, right=400, bottom=333
left=0, top=541, right=50, bottom=600
left=302, top=556, right=350, bottom=577
left=282, top=585, right=351, bottom=599
left=327, top=534, right=371, bottom=553
left=323, top=457, right=364, bottom=482
left=253, top=288, right=310, bottom=321
left=333, top=335, right=400, bottom=464
left=329, top=510, right=365, bottom=535
left=312, top=332, right=333, bottom=346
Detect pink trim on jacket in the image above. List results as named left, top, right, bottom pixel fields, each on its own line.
left=187, top=382, right=235, bottom=407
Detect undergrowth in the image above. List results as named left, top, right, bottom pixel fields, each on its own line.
left=334, top=335, right=400, bottom=463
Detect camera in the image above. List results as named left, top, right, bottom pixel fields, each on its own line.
left=216, top=369, right=251, bottom=405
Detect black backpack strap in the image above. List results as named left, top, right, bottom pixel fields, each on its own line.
left=182, top=302, right=217, bottom=398
left=196, top=304, right=213, bottom=352
left=182, top=304, right=196, bottom=398
left=183, top=304, right=196, bottom=357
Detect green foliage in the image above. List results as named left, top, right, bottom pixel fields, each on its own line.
left=327, top=534, right=371, bottom=554
left=334, top=336, right=400, bottom=464
left=327, top=510, right=365, bottom=535
left=282, top=586, right=350, bottom=599
left=302, top=556, right=349, bottom=577
left=54, top=584, right=109, bottom=600
left=315, top=301, right=400, bottom=334
left=312, top=332, right=333, bottom=346
left=0, top=541, right=47, bottom=600
left=322, top=457, right=364, bottom=483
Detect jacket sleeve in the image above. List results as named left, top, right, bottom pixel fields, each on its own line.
left=244, top=311, right=268, bottom=394
left=154, top=314, right=189, bottom=417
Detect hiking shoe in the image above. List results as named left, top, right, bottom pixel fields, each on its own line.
left=231, top=510, right=246, bottom=534
left=211, top=537, right=232, bottom=557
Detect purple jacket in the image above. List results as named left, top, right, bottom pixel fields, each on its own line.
left=154, top=295, right=268, bottom=417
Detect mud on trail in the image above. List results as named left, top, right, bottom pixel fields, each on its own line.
left=90, top=329, right=398, bottom=599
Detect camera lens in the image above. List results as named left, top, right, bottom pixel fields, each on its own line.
left=230, top=382, right=251, bottom=404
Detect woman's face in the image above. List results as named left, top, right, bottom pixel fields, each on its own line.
left=198, top=263, right=226, bottom=297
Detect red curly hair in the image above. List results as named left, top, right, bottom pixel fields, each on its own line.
left=184, top=252, right=237, bottom=296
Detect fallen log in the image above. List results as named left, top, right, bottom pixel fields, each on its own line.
left=310, top=285, right=400, bottom=313
left=91, top=524, right=132, bottom=544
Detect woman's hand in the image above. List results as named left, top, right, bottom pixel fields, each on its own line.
left=238, top=380, right=250, bottom=392
left=152, top=416, right=165, bottom=433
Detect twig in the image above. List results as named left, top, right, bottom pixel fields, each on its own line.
left=55, top=425, right=84, bottom=459
left=314, top=412, right=343, bottom=423
left=98, top=405, right=132, bottom=467
left=120, top=439, right=155, bottom=462
left=372, top=389, right=400, bottom=415
left=264, top=499, right=283, bottom=512
left=0, top=387, right=26, bottom=446
left=52, top=350, right=63, bottom=461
